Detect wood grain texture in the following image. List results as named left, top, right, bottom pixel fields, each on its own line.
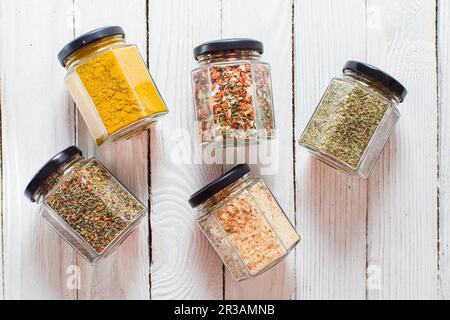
left=438, top=0, right=450, bottom=300
left=0, top=0, right=77, bottom=299
left=73, top=0, right=150, bottom=299
left=221, top=0, right=296, bottom=299
left=294, top=0, right=368, bottom=300
left=366, top=0, right=438, bottom=300
left=0, top=84, right=3, bottom=301
left=1, top=54, right=3, bottom=299
left=149, top=0, right=223, bottom=299
left=0, top=0, right=445, bottom=300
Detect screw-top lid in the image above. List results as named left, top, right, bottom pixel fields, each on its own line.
left=24, top=146, right=82, bottom=202
left=343, top=61, right=408, bottom=102
left=57, top=26, right=125, bottom=67
left=193, top=38, right=263, bottom=60
left=188, top=164, right=251, bottom=208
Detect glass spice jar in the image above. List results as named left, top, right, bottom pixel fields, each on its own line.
left=58, top=26, right=168, bottom=147
left=191, top=38, right=276, bottom=146
left=188, top=164, right=300, bottom=281
left=299, top=61, right=407, bottom=178
left=24, top=146, right=147, bottom=263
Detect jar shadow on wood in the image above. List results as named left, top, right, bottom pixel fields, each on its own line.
left=75, top=221, right=147, bottom=298
left=299, top=156, right=368, bottom=255
left=368, top=123, right=399, bottom=179
left=197, top=142, right=279, bottom=172
left=223, top=255, right=292, bottom=295
left=30, top=214, right=78, bottom=294
left=364, top=125, right=399, bottom=217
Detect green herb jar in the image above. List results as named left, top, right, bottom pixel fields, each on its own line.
left=24, top=146, right=146, bottom=263
left=299, top=61, right=407, bottom=178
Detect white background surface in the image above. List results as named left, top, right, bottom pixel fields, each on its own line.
left=0, top=0, right=447, bottom=299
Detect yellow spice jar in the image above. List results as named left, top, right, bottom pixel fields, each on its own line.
left=58, top=26, right=168, bottom=146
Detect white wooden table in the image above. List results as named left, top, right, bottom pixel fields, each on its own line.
left=0, top=0, right=447, bottom=300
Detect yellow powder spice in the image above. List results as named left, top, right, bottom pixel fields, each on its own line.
left=75, top=46, right=167, bottom=135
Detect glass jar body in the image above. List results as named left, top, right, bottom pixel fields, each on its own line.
left=299, top=72, right=401, bottom=178
left=192, top=50, right=276, bottom=146
left=34, top=155, right=147, bottom=263
left=64, top=36, right=168, bottom=147
left=195, top=174, right=300, bottom=281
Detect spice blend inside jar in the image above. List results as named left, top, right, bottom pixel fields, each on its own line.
left=25, top=146, right=146, bottom=263
left=192, top=38, right=276, bottom=145
left=299, top=61, right=407, bottom=178
left=47, top=160, right=144, bottom=253
left=58, top=26, right=168, bottom=146
left=189, top=164, right=300, bottom=281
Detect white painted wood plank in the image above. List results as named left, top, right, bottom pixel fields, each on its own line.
left=0, top=0, right=441, bottom=300
left=1, top=69, right=3, bottom=299
left=149, top=0, right=224, bottom=299
left=221, top=0, right=296, bottom=299
left=0, top=84, right=4, bottom=300
left=366, top=0, right=438, bottom=299
left=0, top=0, right=76, bottom=299
left=73, top=0, right=150, bottom=299
left=295, top=0, right=368, bottom=300
left=438, top=0, right=450, bottom=300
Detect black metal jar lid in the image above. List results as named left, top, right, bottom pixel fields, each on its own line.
left=188, top=164, right=251, bottom=208
left=343, top=61, right=408, bottom=102
left=193, top=38, right=263, bottom=60
left=24, top=146, right=82, bottom=202
left=57, top=26, right=125, bottom=67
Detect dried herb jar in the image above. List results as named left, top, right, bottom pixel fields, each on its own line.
left=24, top=146, right=146, bottom=263
left=58, top=26, right=168, bottom=147
left=299, top=61, right=407, bottom=178
left=189, top=164, right=300, bottom=281
left=192, top=39, right=276, bottom=146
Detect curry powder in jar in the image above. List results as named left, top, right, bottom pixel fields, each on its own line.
left=58, top=26, right=168, bottom=146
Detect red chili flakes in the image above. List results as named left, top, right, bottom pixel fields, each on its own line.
left=210, top=63, right=256, bottom=140
left=253, top=64, right=274, bottom=136
left=192, top=68, right=214, bottom=142
left=193, top=62, right=275, bottom=144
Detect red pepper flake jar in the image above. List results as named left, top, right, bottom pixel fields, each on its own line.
left=24, top=146, right=147, bottom=263
left=189, top=164, right=300, bottom=281
left=192, top=39, right=276, bottom=145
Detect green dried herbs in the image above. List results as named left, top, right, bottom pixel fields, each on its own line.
left=40, top=169, right=65, bottom=199
left=300, top=79, right=390, bottom=168
left=254, top=64, right=274, bottom=136
left=46, top=160, right=145, bottom=253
